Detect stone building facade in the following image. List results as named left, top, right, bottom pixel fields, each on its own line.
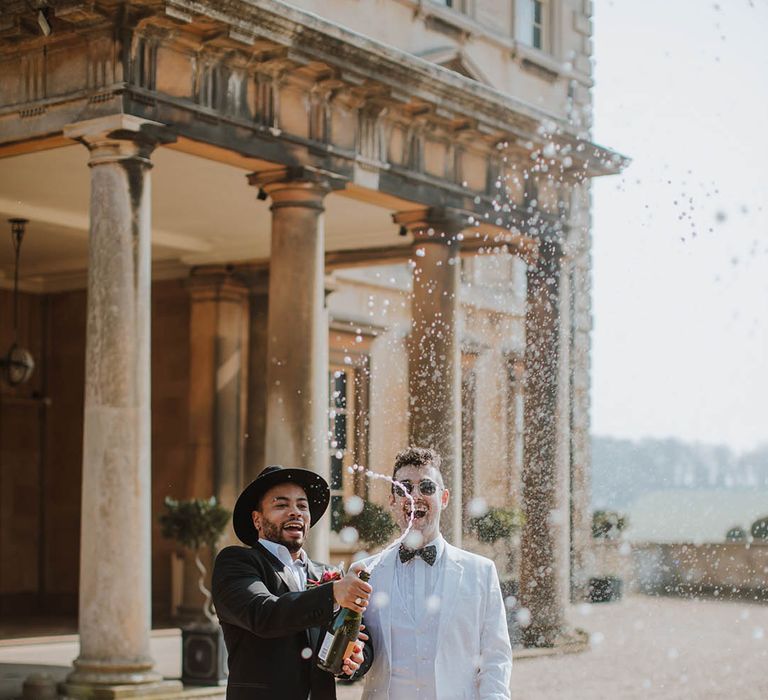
left=0, top=0, right=624, bottom=691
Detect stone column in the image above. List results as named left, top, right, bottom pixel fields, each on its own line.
left=568, top=183, right=595, bottom=602
left=394, top=208, right=467, bottom=546
left=187, top=268, right=249, bottom=513
left=519, top=236, right=570, bottom=647
left=61, top=115, right=179, bottom=697
left=247, top=168, right=342, bottom=562
left=180, top=268, right=249, bottom=618
left=244, top=269, right=270, bottom=483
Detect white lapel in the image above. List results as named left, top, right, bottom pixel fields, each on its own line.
left=370, top=546, right=398, bottom=664
left=435, top=543, right=464, bottom=643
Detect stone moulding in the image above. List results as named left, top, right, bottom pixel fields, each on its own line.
left=0, top=0, right=626, bottom=177
left=0, top=0, right=628, bottom=252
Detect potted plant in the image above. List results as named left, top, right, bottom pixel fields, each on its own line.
left=468, top=506, right=525, bottom=546
left=750, top=515, right=768, bottom=541
left=589, top=509, right=628, bottom=603
left=725, top=525, right=747, bottom=542
left=591, top=509, right=628, bottom=541
left=339, top=501, right=397, bottom=549
left=467, top=506, right=525, bottom=645
left=159, top=496, right=231, bottom=686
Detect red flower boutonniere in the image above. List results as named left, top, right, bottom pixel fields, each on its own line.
left=307, top=569, right=343, bottom=588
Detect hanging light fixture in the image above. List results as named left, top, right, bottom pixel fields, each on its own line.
left=1, top=218, right=35, bottom=387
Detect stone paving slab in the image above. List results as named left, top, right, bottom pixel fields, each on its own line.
left=513, top=594, right=768, bottom=699
left=339, top=595, right=768, bottom=699
left=3, top=596, right=768, bottom=699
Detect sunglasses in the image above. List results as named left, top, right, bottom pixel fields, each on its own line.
left=391, top=479, right=439, bottom=497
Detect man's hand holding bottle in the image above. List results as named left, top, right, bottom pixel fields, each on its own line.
left=325, top=566, right=372, bottom=676
left=332, top=566, right=372, bottom=613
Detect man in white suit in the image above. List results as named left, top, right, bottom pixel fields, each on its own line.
left=358, top=447, right=512, bottom=700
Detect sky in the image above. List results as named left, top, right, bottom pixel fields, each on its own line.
left=590, top=0, right=768, bottom=453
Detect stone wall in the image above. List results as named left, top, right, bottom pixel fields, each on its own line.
left=590, top=540, right=768, bottom=601
left=0, top=280, right=192, bottom=620
left=287, top=0, right=595, bottom=121
left=149, top=279, right=192, bottom=620
left=0, top=288, right=48, bottom=615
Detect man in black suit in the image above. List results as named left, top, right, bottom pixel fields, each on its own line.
left=212, top=466, right=373, bottom=700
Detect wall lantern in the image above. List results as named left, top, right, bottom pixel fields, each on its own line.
left=0, top=218, right=35, bottom=387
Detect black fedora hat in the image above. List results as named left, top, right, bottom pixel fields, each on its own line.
left=233, top=466, right=330, bottom=547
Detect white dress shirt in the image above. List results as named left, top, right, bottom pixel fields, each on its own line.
left=393, top=534, right=446, bottom=622
left=259, top=538, right=308, bottom=591
left=389, top=535, right=446, bottom=700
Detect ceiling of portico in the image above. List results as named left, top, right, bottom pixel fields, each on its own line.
left=0, top=144, right=407, bottom=292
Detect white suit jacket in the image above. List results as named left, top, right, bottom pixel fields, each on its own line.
left=359, top=542, right=512, bottom=700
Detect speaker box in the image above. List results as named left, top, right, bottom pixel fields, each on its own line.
left=181, top=624, right=228, bottom=686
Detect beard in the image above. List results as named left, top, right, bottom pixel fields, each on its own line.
left=259, top=519, right=304, bottom=553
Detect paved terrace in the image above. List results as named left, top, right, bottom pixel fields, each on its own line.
left=2, top=596, right=767, bottom=699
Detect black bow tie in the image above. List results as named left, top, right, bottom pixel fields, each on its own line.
left=399, top=544, right=437, bottom=566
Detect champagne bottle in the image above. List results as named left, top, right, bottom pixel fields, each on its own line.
left=316, top=569, right=370, bottom=675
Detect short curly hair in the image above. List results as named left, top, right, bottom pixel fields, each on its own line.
left=392, top=447, right=444, bottom=487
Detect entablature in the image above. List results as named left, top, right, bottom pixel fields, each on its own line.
left=0, top=0, right=628, bottom=231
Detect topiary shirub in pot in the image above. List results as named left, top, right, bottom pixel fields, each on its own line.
left=592, top=509, right=628, bottom=541
left=160, top=496, right=231, bottom=624
left=339, top=500, right=398, bottom=549
left=468, top=506, right=525, bottom=545
left=750, top=515, right=768, bottom=541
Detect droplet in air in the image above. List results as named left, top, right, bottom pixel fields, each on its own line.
left=372, top=591, right=390, bottom=609
left=344, top=495, right=364, bottom=516
left=339, top=526, right=359, bottom=545
left=404, top=531, right=424, bottom=549
left=516, top=607, right=531, bottom=628
left=467, top=497, right=489, bottom=518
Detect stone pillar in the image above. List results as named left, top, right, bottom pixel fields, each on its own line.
left=568, top=183, right=595, bottom=602
left=244, top=269, right=270, bottom=483
left=394, top=208, right=467, bottom=546
left=180, top=268, right=249, bottom=618
left=61, top=115, right=179, bottom=696
left=519, top=236, right=570, bottom=647
left=187, top=268, right=249, bottom=513
left=247, top=168, right=342, bottom=562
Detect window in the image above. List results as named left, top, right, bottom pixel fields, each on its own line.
left=328, top=337, right=371, bottom=533
left=533, top=0, right=544, bottom=49
left=328, top=368, right=349, bottom=532
left=505, top=356, right=525, bottom=502
left=515, top=0, right=548, bottom=51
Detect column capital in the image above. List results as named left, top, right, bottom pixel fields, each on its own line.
left=393, top=207, right=471, bottom=243
left=247, top=166, right=346, bottom=210
left=187, top=267, right=250, bottom=304
left=64, top=114, right=176, bottom=166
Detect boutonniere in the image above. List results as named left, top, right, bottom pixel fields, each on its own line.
left=307, top=569, right=343, bottom=588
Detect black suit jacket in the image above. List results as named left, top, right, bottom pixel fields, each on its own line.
left=212, top=543, right=371, bottom=700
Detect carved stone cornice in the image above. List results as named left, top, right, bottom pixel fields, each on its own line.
left=0, top=0, right=628, bottom=178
